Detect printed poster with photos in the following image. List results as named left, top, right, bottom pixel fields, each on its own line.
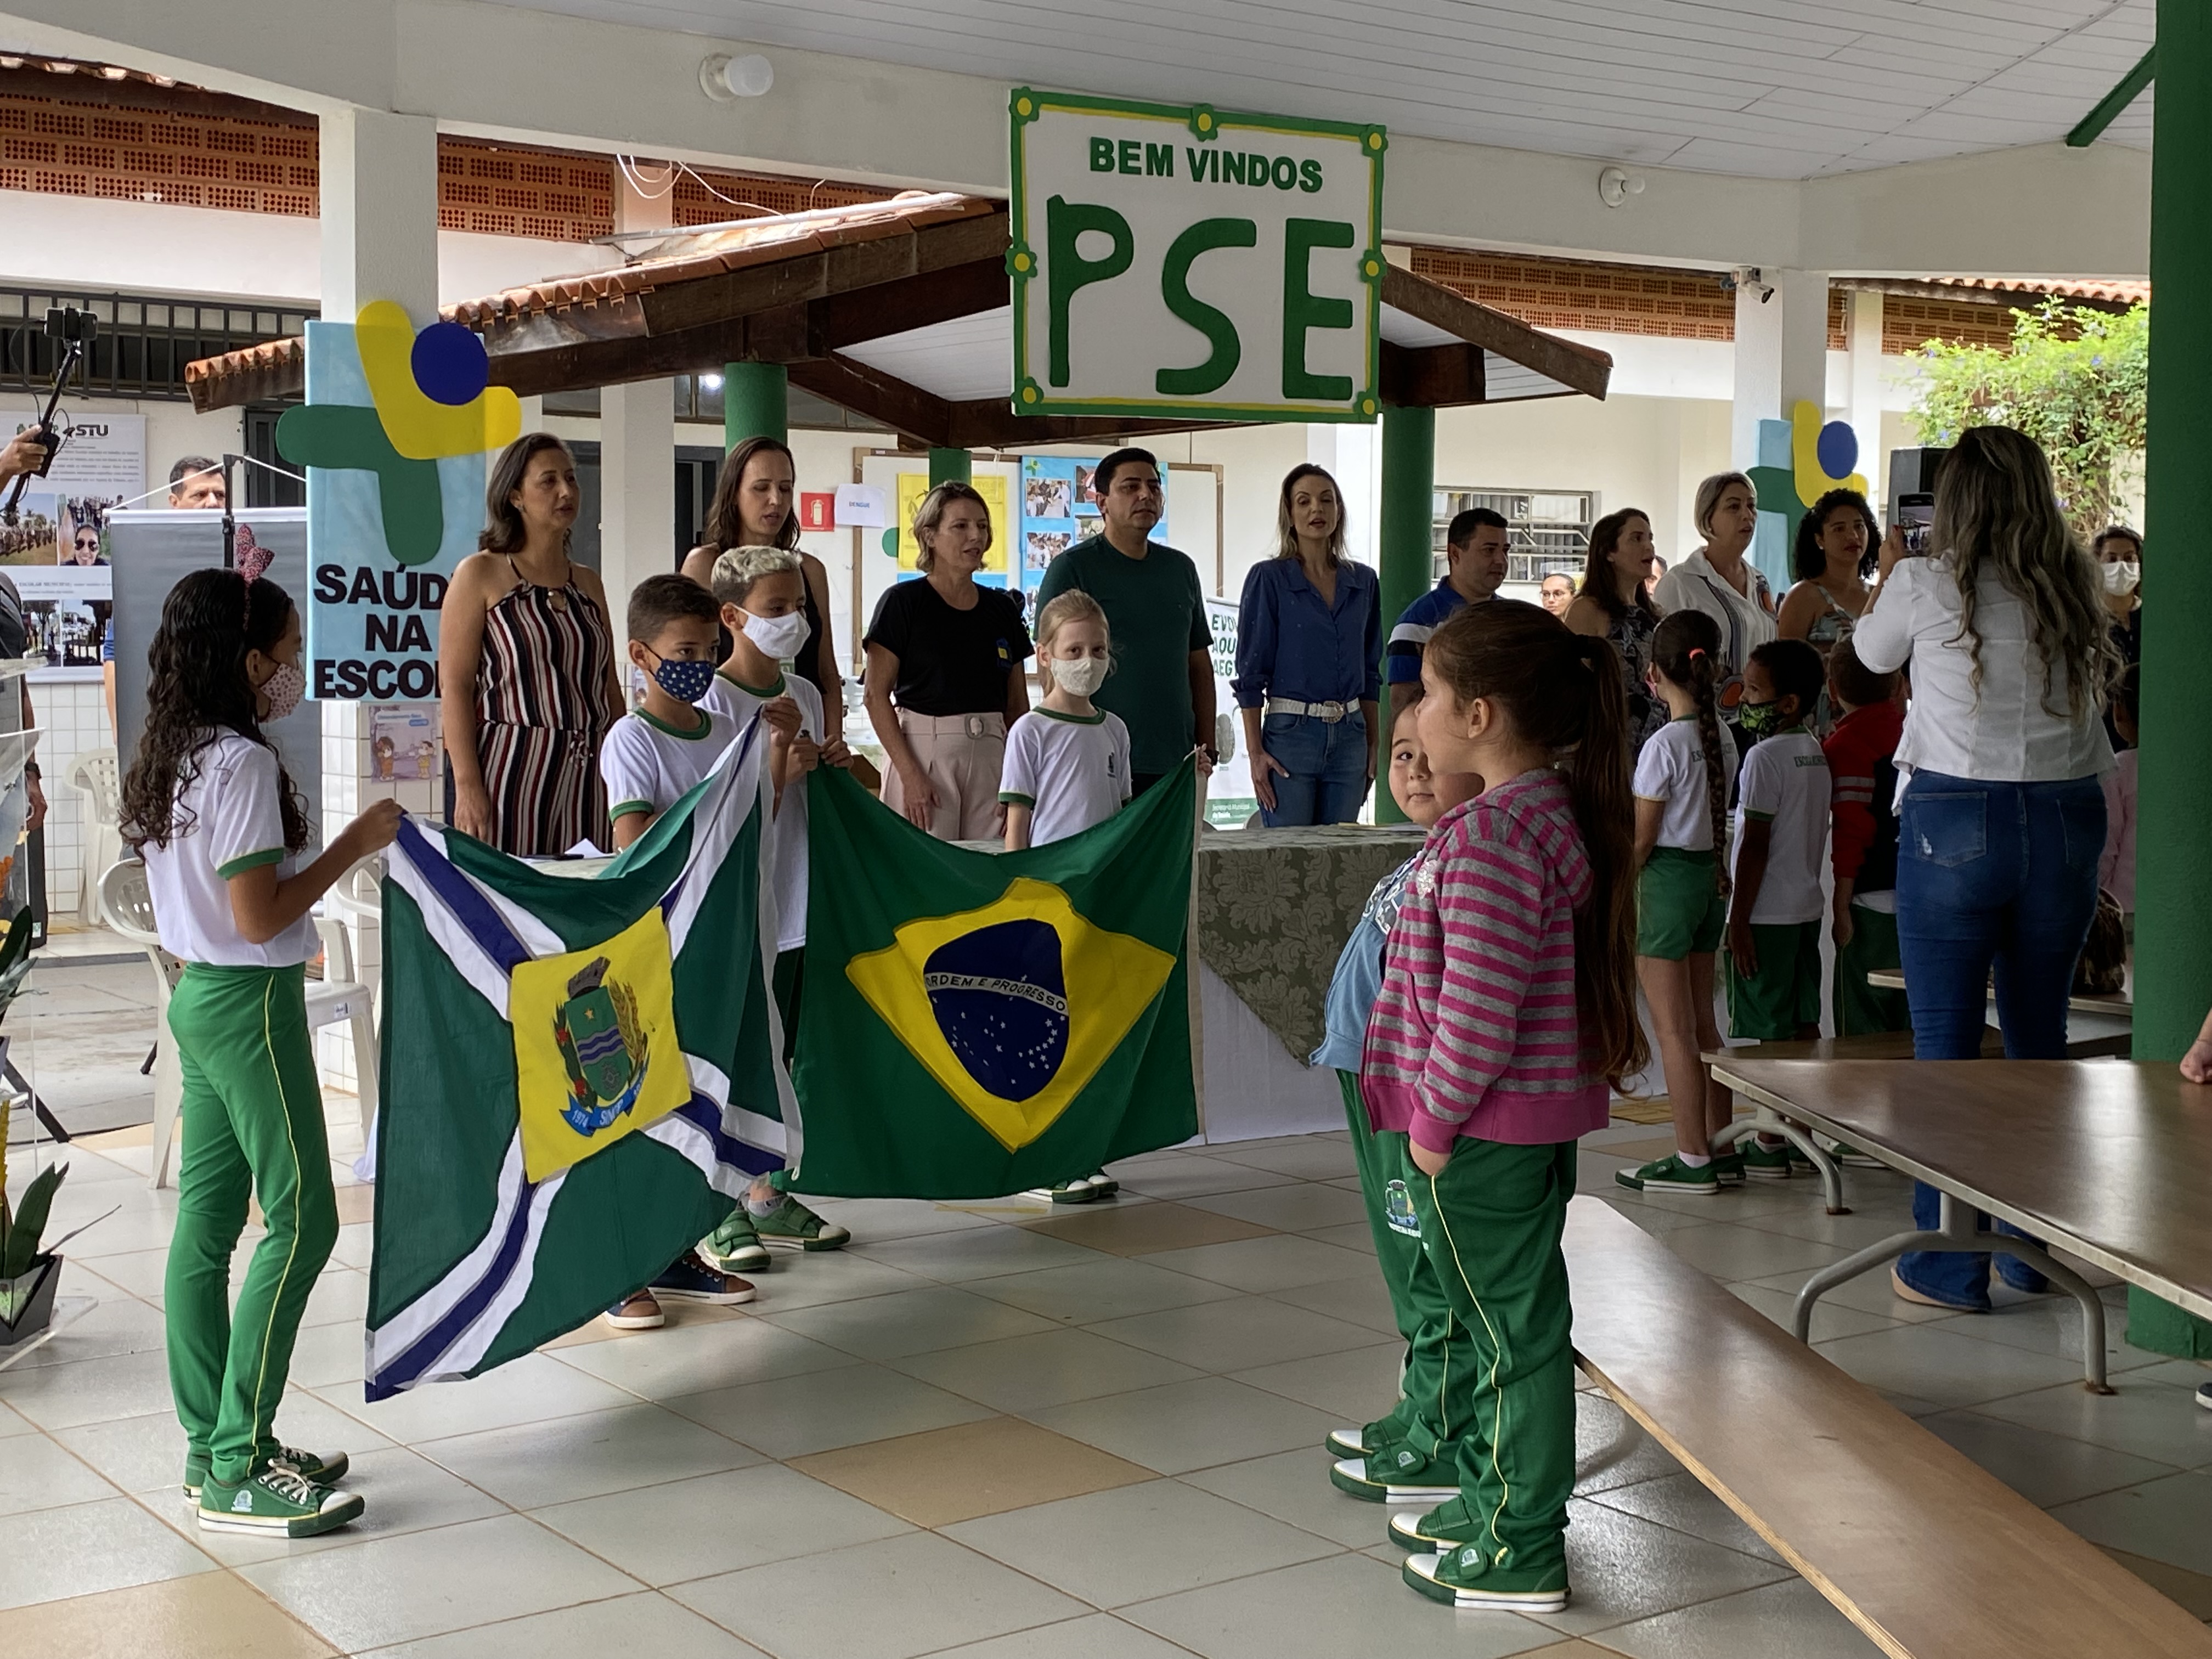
left=1018, top=456, right=1169, bottom=595
left=1, top=413, right=145, bottom=680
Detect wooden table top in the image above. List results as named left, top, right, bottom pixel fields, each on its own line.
left=1567, top=1198, right=2212, bottom=1659
left=1706, top=1059, right=2212, bottom=1321
left=1865, top=967, right=2132, bottom=1020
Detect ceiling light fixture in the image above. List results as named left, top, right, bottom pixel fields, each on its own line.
left=700, top=52, right=773, bottom=101
left=1598, top=166, right=1645, bottom=208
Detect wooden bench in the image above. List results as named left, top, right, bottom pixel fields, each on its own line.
left=1566, top=1197, right=2212, bottom=1659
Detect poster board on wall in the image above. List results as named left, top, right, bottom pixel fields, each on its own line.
left=2, top=413, right=145, bottom=682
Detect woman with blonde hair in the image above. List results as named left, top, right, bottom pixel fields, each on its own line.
left=1231, top=463, right=1380, bottom=825
left=1652, top=471, right=1776, bottom=728
left=1853, top=424, right=2117, bottom=1312
left=862, top=481, right=1032, bottom=838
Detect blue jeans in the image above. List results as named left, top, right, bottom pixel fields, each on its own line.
left=1257, top=709, right=1370, bottom=827
left=1893, top=771, right=2105, bottom=1307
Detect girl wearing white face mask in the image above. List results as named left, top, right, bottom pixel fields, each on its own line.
left=118, top=566, right=403, bottom=1538
left=863, top=482, right=1034, bottom=840
left=1002, top=590, right=1132, bottom=852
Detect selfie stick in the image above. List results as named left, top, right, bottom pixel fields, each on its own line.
left=1, top=321, right=91, bottom=522
left=219, top=453, right=244, bottom=569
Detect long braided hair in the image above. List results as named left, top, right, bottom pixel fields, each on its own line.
left=1648, top=610, right=1730, bottom=895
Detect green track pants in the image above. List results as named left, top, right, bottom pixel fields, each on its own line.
left=1399, top=1133, right=1579, bottom=1575
left=164, top=963, right=338, bottom=1486
left=1339, top=1072, right=1457, bottom=1447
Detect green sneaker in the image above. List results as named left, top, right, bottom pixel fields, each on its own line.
left=183, top=1445, right=349, bottom=1500
left=699, top=1210, right=772, bottom=1274
left=198, top=1463, right=363, bottom=1537
left=1326, top=1413, right=1407, bottom=1459
left=1824, top=1138, right=1884, bottom=1170
left=1740, top=1139, right=1795, bottom=1181
left=1613, top=1153, right=1717, bottom=1195
left=1711, top=1152, right=1746, bottom=1187
left=1784, top=1138, right=1818, bottom=1173
left=1022, top=1180, right=1106, bottom=1205
left=1330, top=1447, right=1459, bottom=1504
left=752, top=1193, right=851, bottom=1251
left=1403, top=1545, right=1569, bottom=1612
left=1389, top=1496, right=1481, bottom=1550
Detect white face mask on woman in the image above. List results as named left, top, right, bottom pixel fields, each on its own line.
left=741, top=608, right=810, bottom=662
left=2101, top=560, right=2140, bottom=597
left=1050, top=656, right=1109, bottom=698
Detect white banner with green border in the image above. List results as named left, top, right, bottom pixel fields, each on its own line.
left=1009, top=88, right=1385, bottom=425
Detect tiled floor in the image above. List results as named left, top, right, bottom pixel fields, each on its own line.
left=7, top=1006, right=2212, bottom=1654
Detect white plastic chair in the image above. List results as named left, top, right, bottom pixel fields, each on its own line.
left=99, top=857, right=381, bottom=1190
left=324, top=856, right=385, bottom=1180
left=64, top=747, right=121, bottom=927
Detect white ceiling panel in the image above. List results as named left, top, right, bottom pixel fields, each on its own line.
left=839, top=308, right=1012, bottom=403
left=489, top=0, right=2155, bottom=179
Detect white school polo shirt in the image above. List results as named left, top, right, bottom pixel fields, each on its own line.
left=1731, top=729, right=1831, bottom=926
left=701, top=670, right=822, bottom=952
left=599, top=704, right=741, bottom=828
left=140, top=732, right=317, bottom=967
left=999, top=708, right=1133, bottom=847
left=1632, top=716, right=1732, bottom=852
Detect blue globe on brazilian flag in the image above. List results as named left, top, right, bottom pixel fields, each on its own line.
left=794, top=761, right=1201, bottom=1198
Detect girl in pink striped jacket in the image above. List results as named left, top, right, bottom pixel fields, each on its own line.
left=1366, top=601, right=1644, bottom=1617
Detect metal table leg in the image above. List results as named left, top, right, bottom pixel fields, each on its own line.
left=1712, top=1103, right=1849, bottom=1214
left=1790, top=1193, right=2111, bottom=1392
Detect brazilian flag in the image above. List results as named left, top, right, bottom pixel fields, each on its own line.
left=795, top=759, right=1199, bottom=1197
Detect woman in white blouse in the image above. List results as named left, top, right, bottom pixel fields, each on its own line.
left=1851, top=425, right=2118, bottom=1312
left=1651, top=471, right=1778, bottom=735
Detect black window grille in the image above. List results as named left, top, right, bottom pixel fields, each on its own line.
left=0, top=286, right=313, bottom=404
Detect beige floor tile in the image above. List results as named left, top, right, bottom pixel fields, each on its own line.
left=0, top=1347, right=176, bottom=1431
left=1025, top=1375, right=1338, bottom=1475
left=1723, top=1280, right=1901, bottom=1343
left=154, top=1444, right=507, bottom=1566
left=1662, top=1221, right=1851, bottom=1281
left=1578, top=1472, right=1781, bottom=1564
left=1739, top=1260, right=1964, bottom=1325
left=1229, top=1342, right=1404, bottom=1420
left=0, top=1497, right=216, bottom=1611
left=759, top=1284, right=1058, bottom=1361
left=325, top=1222, right=376, bottom=1269
left=1141, top=1234, right=1375, bottom=1294
left=800, top=1196, right=1006, bottom=1242
left=1968, top=1375, right=2212, bottom=1466
left=892, top=1326, right=1205, bottom=1414
left=1203, top=1139, right=1358, bottom=1181
left=946, top=1476, right=1341, bottom=1605
left=309, top=1352, right=636, bottom=1443
left=668, top=1360, right=994, bottom=1459
left=295, top=1267, right=370, bottom=1330
left=531, top=1463, right=910, bottom=1585
left=1301, top=1222, right=1381, bottom=1255
left=238, top=1513, right=641, bottom=1651
left=1111, top=1157, right=1302, bottom=1202
left=9, top=1290, right=167, bottom=1372
left=962, top=1256, right=1243, bottom=1325
left=0, top=1569, right=337, bottom=1658
left=707, top=1250, right=935, bottom=1312
left=419, top=1402, right=763, bottom=1510
left=1184, top=1183, right=1373, bottom=1234
left=2049, top=1469, right=2212, bottom=1576
left=1178, top=1449, right=1394, bottom=1548
left=0, top=1402, right=31, bottom=1437
left=794, top=1415, right=1154, bottom=1527
left=2100, top=1547, right=2212, bottom=1621
left=1087, top=1295, right=1381, bottom=1373
left=544, top=1312, right=857, bottom=1400
left=51, top=1392, right=392, bottom=1499
left=926, top=1612, right=1198, bottom=1658
left=1265, top=1272, right=1403, bottom=1335
left=353, top=1590, right=769, bottom=1657
left=1023, top=1201, right=1277, bottom=1257
left=1121, top=1550, right=1557, bottom=1659
left=1593, top=1578, right=1884, bottom=1658
left=1525, top=1498, right=1790, bottom=1638
left=1917, top=1409, right=2181, bottom=1508
left=849, top=1226, right=1104, bottom=1283
left=1809, top=1322, right=2098, bottom=1409
left=670, top=1530, right=1086, bottom=1659
left=1570, top=1395, right=1684, bottom=1497
left=283, top=1322, right=368, bottom=1389
left=0, top=1433, right=120, bottom=1517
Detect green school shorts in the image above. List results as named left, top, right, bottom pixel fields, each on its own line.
left=1637, top=847, right=1726, bottom=960
left=1726, top=919, right=1824, bottom=1041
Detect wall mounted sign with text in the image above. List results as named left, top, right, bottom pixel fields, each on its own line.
left=1009, top=88, right=1385, bottom=425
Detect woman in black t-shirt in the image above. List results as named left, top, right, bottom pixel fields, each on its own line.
left=863, top=483, right=1032, bottom=839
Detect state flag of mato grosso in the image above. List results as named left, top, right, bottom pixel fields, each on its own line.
left=795, top=759, right=1201, bottom=1198
left=364, top=723, right=789, bottom=1398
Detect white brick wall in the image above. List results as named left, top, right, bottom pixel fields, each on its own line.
left=35, top=679, right=114, bottom=924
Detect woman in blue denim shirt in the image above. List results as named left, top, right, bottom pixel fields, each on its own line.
left=1852, top=425, right=2119, bottom=1313
left=1233, top=465, right=1381, bottom=826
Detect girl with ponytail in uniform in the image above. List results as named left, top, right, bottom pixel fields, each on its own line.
left=1615, top=610, right=1740, bottom=1197
left=1356, top=599, right=1644, bottom=1614
left=120, top=567, right=402, bottom=1538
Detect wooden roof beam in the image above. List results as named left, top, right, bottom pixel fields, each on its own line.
left=1381, top=264, right=1610, bottom=400
left=1380, top=340, right=1486, bottom=408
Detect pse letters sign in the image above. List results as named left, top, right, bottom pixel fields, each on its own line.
left=1009, top=89, right=1385, bottom=425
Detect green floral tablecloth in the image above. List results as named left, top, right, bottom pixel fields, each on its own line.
left=1195, top=823, right=1427, bottom=1061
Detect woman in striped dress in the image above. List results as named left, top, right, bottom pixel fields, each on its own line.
left=439, top=435, right=622, bottom=855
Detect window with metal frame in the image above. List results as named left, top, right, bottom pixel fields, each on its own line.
left=0, top=285, right=312, bottom=404
left=1432, top=488, right=1596, bottom=587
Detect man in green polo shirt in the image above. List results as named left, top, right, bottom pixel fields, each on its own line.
left=1033, top=448, right=1216, bottom=794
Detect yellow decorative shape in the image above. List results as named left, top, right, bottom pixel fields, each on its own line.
left=356, top=300, right=523, bottom=461
left=845, top=877, right=1175, bottom=1153
left=1791, top=399, right=1868, bottom=506
left=510, top=907, right=690, bottom=1184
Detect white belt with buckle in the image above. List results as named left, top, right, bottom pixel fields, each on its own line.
left=1266, top=697, right=1352, bottom=723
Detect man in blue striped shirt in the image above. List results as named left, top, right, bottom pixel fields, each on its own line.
left=1385, top=507, right=1509, bottom=720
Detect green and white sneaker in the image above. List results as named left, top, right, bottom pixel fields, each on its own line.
left=1740, top=1139, right=1795, bottom=1181
left=699, top=1210, right=772, bottom=1274
left=1389, top=1496, right=1481, bottom=1550
left=1822, top=1137, right=1883, bottom=1169
left=1330, top=1447, right=1459, bottom=1504
left=752, top=1194, right=851, bottom=1251
left=1712, top=1152, right=1746, bottom=1187
left=1326, top=1414, right=1407, bottom=1459
left=184, top=1445, right=349, bottom=1500
left=1403, top=1546, right=1569, bottom=1612
left=1023, top=1179, right=1106, bottom=1205
left=198, top=1463, right=363, bottom=1537
left=1614, top=1153, right=1717, bottom=1195
left=1784, top=1138, right=1818, bottom=1173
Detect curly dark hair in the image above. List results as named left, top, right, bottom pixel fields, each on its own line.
left=120, top=567, right=310, bottom=854
left=1792, top=488, right=1880, bottom=583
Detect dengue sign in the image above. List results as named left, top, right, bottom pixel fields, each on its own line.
left=1009, top=88, right=1385, bottom=425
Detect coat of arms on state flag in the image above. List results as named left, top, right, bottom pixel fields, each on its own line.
left=795, top=758, right=1201, bottom=1198
left=363, top=725, right=786, bottom=1399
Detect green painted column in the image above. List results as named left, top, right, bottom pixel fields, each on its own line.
left=723, top=361, right=787, bottom=448
left=1375, top=404, right=1435, bottom=825
left=928, top=448, right=972, bottom=486
left=2129, top=0, right=2212, bottom=1362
